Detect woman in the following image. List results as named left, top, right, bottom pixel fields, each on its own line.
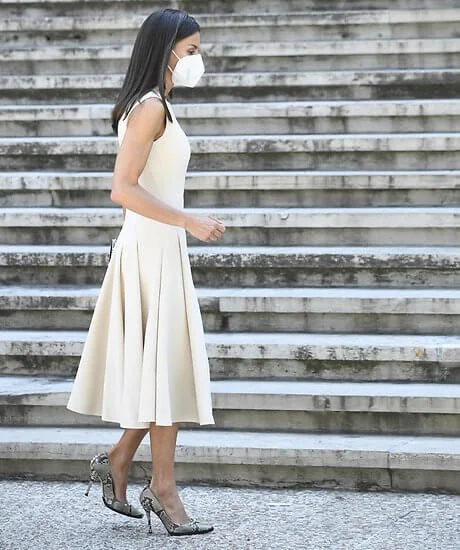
left=66, top=8, right=225, bottom=537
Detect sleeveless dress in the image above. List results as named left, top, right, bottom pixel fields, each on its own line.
left=66, top=89, right=215, bottom=428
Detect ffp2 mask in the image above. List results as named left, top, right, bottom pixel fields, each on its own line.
left=168, top=49, right=205, bottom=88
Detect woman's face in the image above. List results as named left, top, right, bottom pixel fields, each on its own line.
left=167, top=31, right=201, bottom=74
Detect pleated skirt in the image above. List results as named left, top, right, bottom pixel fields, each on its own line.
left=66, top=214, right=215, bottom=428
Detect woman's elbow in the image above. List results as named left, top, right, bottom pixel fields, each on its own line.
left=110, top=190, right=123, bottom=205
left=110, top=180, right=127, bottom=205
left=111, top=178, right=138, bottom=205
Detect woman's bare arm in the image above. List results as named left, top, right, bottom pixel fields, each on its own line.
left=111, top=98, right=188, bottom=228
left=111, top=97, right=226, bottom=241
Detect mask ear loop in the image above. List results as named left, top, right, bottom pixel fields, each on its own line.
left=167, top=49, right=180, bottom=73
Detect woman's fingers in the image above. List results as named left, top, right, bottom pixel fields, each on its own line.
left=213, top=225, right=225, bottom=236
left=209, top=215, right=226, bottom=233
left=209, top=217, right=225, bottom=240
left=185, top=213, right=226, bottom=242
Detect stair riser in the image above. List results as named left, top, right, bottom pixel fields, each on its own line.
left=2, top=263, right=460, bottom=288
left=0, top=405, right=457, bottom=436
left=0, top=0, right=313, bottom=17
left=5, top=22, right=460, bottom=47
left=2, top=151, right=458, bottom=171
left=3, top=52, right=459, bottom=75
left=3, top=188, right=460, bottom=208
left=4, top=115, right=460, bottom=137
left=2, top=78, right=460, bottom=104
left=3, top=0, right=459, bottom=17
left=4, top=309, right=460, bottom=335
left=1, top=355, right=458, bottom=383
left=2, top=226, right=460, bottom=246
left=1, top=457, right=458, bottom=493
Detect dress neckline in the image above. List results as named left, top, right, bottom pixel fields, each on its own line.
left=152, top=87, right=171, bottom=104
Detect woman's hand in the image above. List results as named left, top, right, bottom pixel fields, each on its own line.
left=184, top=213, right=226, bottom=242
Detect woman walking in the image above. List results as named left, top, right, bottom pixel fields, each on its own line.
left=66, top=7, right=225, bottom=537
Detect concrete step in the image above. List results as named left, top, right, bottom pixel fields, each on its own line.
left=2, top=0, right=459, bottom=17
left=3, top=10, right=460, bottom=45
left=0, top=0, right=317, bottom=17
left=3, top=100, right=460, bottom=137
left=2, top=244, right=460, bottom=288
left=3, top=285, right=460, bottom=335
left=1, top=330, right=459, bottom=382
left=0, top=425, right=458, bottom=492
left=2, top=206, right=460, bottom=246
left=0, top=376, right=459, bottom=435
left=2, top=170, right=459, bottom=208
left=2, top=39, right=460, bottom=74
left=1, top=70, right=459, bottom=104
left=1, top=133, right=459, bottom=171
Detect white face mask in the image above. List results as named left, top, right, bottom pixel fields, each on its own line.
left=167, top=49, right=205, bottom=88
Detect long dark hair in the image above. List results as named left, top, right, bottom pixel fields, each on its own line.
left=111, top=8, right=200, bottom=134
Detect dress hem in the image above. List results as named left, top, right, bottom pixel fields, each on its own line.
left=66, top=404, right=215, bottom=429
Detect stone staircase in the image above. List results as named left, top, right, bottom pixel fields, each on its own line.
left=0, top=0, right=459, bottom=493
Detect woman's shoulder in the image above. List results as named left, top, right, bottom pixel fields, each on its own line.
left=128, top=90, right=164, bottom=117
left=138, top=89, right=163, bottom=105
left=120, top=90, right=166, bottom=128
left=118, top=90, right=170, bottom=143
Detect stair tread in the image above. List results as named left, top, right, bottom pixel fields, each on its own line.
left=1, top=375, right=459, bottom=400
left=3, top=98, right=460, bottom=120
left=1, top=329, right=460, bottom=346
left=3, top=9, right=460, bottom=31
left=2, top=131, right=460, bottom=140
left=4, top=285, right=460, bottom=318
left=3, top=244, right=460, bottom=253
left=0, top=425, right=458, bottom=460
left=3, top=205, right=460, bottom=211
left=3, top=169, right=459, bottom=175
left=3, top=38, right=460, bottom=58
left=4, top=284, right=460, bottom=297
left=2, top=169, right=459, bottom=192
left=1, top=69, right=459, bottom=90
left=2, top=206, right=460, bottom=230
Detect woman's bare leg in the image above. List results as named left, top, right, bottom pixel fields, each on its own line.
left=107, top=428, right=148, bottom=501
left=149, top=422, right=191, bottom=524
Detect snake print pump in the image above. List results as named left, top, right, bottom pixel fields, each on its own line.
left=139, top=485, right=214, bottom=536
left=85, top=452, right=143, bottom=519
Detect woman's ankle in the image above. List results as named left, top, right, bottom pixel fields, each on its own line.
left=108, top=447, right=130, bottom=469
left=150, top=479, right=177, bottom=498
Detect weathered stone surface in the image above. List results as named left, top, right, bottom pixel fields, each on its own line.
left=3, top=374, right=460, bottom=410
left=0, top=426, right=459, bottom=495
left=3, top=244, right=460, bottom=288
left=2, top=39, right=460, bottom=74
left=2, top=69, right=460, bottom=104
left=0, top=0, right=459, bottom=493
left=1, top=133, right=460, bottom=171
left=3, top=99, right=460, bottom=137
left=1, top=376, right=459, bottom=436
left=2, top=170, right=460, bottom=212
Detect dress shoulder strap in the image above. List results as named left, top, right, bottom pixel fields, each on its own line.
left=138, top=89, right=162, bottom=103
left=124, top=89, right=163, bottom=122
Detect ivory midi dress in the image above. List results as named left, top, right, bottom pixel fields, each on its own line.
left=66, top=88, right=215, bottom=428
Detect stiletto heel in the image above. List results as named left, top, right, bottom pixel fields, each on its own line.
left=85, top=480, right=93, bottom=496
left=146, top=509, right=152, bottom=534
left=139, top=485, right=214, bottom=536
left=86, top=452, right=143, bottom=519
left=84, top=468, right=98, bottom=496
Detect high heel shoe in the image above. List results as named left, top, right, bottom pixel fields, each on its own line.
left=85, top=452, right=143, bottom=519
left=139, top=485, right=214, bottom=536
